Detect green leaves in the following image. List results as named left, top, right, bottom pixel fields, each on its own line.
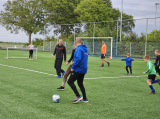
left=0, top=0, right=47, bottom=43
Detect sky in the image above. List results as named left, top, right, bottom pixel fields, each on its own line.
left=0, top=0, right=160, bottom=43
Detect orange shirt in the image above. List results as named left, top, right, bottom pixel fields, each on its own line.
left=101, top=44, right=106, bottom=54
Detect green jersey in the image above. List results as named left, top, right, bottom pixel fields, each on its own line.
left=144, top=61, right=156, bottom=75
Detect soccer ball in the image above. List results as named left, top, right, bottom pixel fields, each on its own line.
left=52, top=94, right=60, bottom=102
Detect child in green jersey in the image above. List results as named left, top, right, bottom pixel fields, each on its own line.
left=143, top=55, right=160, bottom=94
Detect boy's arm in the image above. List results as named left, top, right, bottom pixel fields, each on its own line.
left=131, top=58, right=134, bottom=61
left=144, top=62, right=151, bottom=74
left=121, top=58, right=126, bottom=61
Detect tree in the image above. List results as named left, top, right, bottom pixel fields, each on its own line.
left=45, top=0, right=81, bottom=39
left=75, top=0, right=112, bottom=23
left=0, top=0, right=47, bottom=44
left=74, top=0, right=135, bottom=39
left=147, top=30, right=160, bottom=42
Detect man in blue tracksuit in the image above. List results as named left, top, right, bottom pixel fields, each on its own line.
left=67, top=38, right=88, bottom=104
left=120, top=53, right=134, bottom=75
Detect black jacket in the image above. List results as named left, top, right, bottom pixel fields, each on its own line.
left=155, top=55, right=160, bottom=67
left=68, top=48, right=76, bottom=63
left=53, top=44, right=66, bottom=60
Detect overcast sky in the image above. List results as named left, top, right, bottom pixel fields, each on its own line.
left=0, top=0, right=160, bottom=43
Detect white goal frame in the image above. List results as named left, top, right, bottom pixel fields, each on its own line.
left=5, top=47, right=38, bottom=59
left=76, top=37, right=113, bottom=59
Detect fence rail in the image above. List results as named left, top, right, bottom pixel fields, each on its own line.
left=1, top=41, right=159, bottom=59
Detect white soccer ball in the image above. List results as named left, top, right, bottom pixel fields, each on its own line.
left=52, top=94, right=60, bottom=102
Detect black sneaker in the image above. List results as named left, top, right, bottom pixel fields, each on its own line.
left=108, top=62, right=110, bottom=67
left=57, top=86, right=65, bottom=90
left=100, top=65, right=104, bottom=67
left=149, top=91, right=155, bottom=94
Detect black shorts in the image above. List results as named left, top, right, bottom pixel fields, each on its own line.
left=148, top=75, right=156, bottom=81
left=101, top=54, right=105, bottom=59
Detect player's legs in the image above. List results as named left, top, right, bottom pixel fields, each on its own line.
left=30, top=50, right=33, bottom=59
left=67, top=72, right=80, bottom=96
left=156, top=67, right=160, bottom=76
left=29, top=50, right=31, bottom=59
left=77, top=73, right=87, bottom=100
left=101, top=58, right=104, bottom=66
left=147, top=75, right=156, bottom=94
left=126, top=66, right=129, bottom=74
left=55, top=59, right=62, bottom=76
left=129, top=66, right=132, bottom=74
left=67, top=72, right=83, bottom=103
left=62, top=65, right=72, bottom=86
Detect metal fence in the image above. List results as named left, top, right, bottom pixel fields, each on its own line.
left=39, top=41, right=160, bottom=59
left=52, top=17, right=160, bottom=44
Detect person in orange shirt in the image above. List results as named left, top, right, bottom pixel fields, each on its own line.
left=100, top=41, right=110, bottom=67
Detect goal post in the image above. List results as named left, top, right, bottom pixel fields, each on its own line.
left=5, top=47, right=38, bottom=59
left=76, top=37, right=113, bottom=59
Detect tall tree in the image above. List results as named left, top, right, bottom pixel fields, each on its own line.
left=0, top=0, right=47, bottom=44
left=45, top=0, right=81, bottom=39
left=74, top=0, right=135, bottom=38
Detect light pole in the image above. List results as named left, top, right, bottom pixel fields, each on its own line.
left=154, top=3, right=159, bottom=38
left=120, top=0, right=123, bottom=42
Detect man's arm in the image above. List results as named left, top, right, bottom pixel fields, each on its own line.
left=68, top=49, right=75, bottom=63
left=72, top=48, right=81, bottom=70
left=63, top=46, right=66, bottom=61
left=52, top=47, right=56, bottom=57
left=154, top=57, right=158, bottom=66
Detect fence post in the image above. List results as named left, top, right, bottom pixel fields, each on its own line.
left=130, top=42, right=131, bottom=56
left=93, top=22, right=95, bottom=54
left=50, top=41, right=51, bottom=51
left=74, top=24, right=75, bottom=48
left=116, top=39, right=118, bottom=56
left=145, top=18, right=148, bottom=55
left=117, top=20, right=118, bottom=42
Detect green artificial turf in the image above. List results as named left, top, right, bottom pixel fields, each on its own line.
left=0, top=50, right=160, bottom=119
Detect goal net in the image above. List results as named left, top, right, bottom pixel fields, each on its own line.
left=5, top=47, right=38, bottom=59
left=76, top=37, right=115, bottom=59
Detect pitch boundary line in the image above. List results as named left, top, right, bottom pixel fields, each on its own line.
left=0, top=63, right=148, bottom=79
left=0, top=64, right=57, bottom=76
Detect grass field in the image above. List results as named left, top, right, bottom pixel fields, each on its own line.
left=0, top=50, right=160, bottom=119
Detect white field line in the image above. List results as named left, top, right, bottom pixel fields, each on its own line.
left=0, top=64, right=57, bottom=76
left=88, top=60, right=144, bottom=62
left=0, top=63, right=148, bottom=79
left=85, top=75, right=147, bottom=79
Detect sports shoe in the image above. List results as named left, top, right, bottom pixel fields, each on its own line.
left=72, top=95, right=83, bottom=104
left=62, top=71, right=65, bottom=77
left=80, top=98, right=89, bottom=103
left=100, top=65, right=104, bottom=67
left=108, top=62, right=110, bottom=67
left=57, top=86, right=64, bottom=90
left=149, top=91, right=155, bottom=94
left=130, top=73, right=132, bottom=75
left=157, top=79, right=160, bottom=85
left=56, top=76, right=61, bottom=78
left=126, top=73, right=129, bottom=75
